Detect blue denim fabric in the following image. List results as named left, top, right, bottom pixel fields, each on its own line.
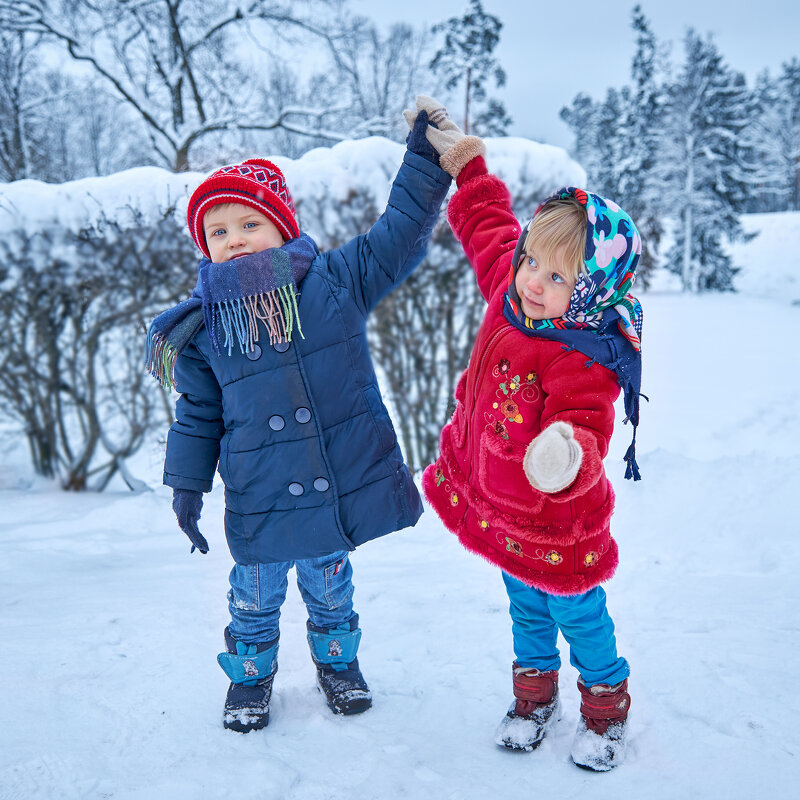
left=227, top=551, right=355, bottom=644
left=502, top=572, right=629, bottom=687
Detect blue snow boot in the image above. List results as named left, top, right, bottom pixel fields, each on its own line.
left=217, top=627, right=278, bottom=733
left=307, top=615, right=372, bottom=715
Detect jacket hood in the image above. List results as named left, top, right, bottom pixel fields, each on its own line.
left=509, top=187, right=641, bottom=322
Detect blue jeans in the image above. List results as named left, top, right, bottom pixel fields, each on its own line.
left=502, top=572, right=629, bottom=687
left=227, top=551, right=355, bottom=644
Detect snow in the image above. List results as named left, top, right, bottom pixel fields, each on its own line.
left=0, top=136, right=584, bottom=240
left=729, top=211, right=800, bottom=303
left=0, top=167, right=797, bottom=796
left=2, top=283, right=798, bottom=796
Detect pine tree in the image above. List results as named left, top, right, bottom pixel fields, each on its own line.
left=559, top=92, right=598, bottom=175
left=741, top=71, right=787, bottom=212
left=778, top=59, right=800, bottom=210
left=658, top=30, right=753, bottom=291
left=615, top=5, right=664, bottom=286
left=429, top=0, right=511, bottom=135
left=559, top=8, right=664, bottom=286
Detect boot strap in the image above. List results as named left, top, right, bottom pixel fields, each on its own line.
left=307, top=626, right=361, bottom=671
left=512, top=667, right=559, bottom=703
left=578, top=678, right=630, bottom=721
left=217, top=641, right=278, bottom=685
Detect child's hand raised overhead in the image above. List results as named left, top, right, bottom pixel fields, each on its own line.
left=403, top=95, right=486, bottom=178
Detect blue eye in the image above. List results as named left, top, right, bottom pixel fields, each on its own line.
left=211, top=228, right=225, bottom=237
left=552, top=273, right=565, bottom=284
left=244, top=221, right=257, bottom=229
left=527, top=256, right=537, bottom=268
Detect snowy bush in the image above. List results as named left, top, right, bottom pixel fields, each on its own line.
left=0, top=211, right=196, bottom=489
left=0, top=136, right=584, bottom=487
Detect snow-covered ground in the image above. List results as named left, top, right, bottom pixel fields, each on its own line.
left=2, top=232, right=799, bottom=795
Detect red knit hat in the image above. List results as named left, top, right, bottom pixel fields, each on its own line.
left=187, top=158, right=300, bottom=258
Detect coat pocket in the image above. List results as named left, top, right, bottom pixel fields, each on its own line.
left=477, top=429, right=545, bottom=517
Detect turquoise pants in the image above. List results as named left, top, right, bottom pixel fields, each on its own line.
left=502, top=572, right=629, bottom=687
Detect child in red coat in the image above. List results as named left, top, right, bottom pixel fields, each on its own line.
left=404, top=97, right=644, bottom=771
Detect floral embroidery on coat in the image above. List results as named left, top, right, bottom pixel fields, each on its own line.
left=433, top=462, right=459, bottom=507
left=485, top=358, right=539, bottom=439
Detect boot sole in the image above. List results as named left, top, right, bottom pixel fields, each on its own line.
left=325, top=696, right=373, bottom=715
left=572, top=759, right=616, bottom=772
left=224, top=719, right=268, bottom=733
left=315, top=677, right=372, bottom=715
left=496, top=699, right=561, bottom=752
left=223, top=710, right=269, bottom=733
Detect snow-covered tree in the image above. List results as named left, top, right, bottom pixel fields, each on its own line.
left=0, top=1, right=440, bottom=174
left=782, top=59, right=800, bottom=210
left=615, top=5, right=665, bottom=285
left=318, top=15, right=435, bottom=143
left=0, top=30, right=40, bottom=181
left=658, top=30, right=752, bottom=291
left=558, top=92, right=597, bottom=175
left=739, top=71, right=790, bottom=212
left=0, top=28, right=152, bottom=181
left=0, top=0, right=358, bottom=171
left=560, top=7, right=665, bottom=287
left=429, top=0, right=510, bottom=136
left=751, top=59, right=800, bottom=211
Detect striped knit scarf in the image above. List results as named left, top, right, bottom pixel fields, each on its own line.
left=146, top=233, right=317, bottom=389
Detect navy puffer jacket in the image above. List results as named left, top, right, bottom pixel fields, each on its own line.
left=163, top=150, right=451, bottom=563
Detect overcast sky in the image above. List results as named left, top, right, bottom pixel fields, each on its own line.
left=353, top=0, right=800, bottom=150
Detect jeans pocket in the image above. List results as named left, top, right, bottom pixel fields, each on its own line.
left=323, top=554, right=354, bottom=611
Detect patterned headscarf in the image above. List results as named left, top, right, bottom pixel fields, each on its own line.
left=506, top=187, right=643, bottom=351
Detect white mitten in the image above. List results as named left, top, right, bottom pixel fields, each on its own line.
left=402, top=95, right=485, bottom=178
left=523, top=421, right=583, bottom=494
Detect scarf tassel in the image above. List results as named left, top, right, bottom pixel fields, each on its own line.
left=145, top=331, right=178, bottom=391
left=215, top=286, right=304, bottom=356
left=623, top=428, right=641, bottom=481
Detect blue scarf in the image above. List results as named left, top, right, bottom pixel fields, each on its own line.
left=146, top=233, right=317, bottom=389
left=505, top=187, right=645, bottom=480
left=504, top=299, right=644, bottom=480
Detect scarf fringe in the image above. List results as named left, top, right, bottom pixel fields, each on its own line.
left=145, top=331, right=178, bottom=391
left=216, top=286, right=303, bottom=356
left=623, top=429, right=641, bottom=481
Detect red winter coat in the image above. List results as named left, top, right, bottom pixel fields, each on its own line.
left=422, top=158, right=621, bottom=596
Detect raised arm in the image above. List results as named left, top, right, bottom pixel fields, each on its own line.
left=446, top=156, right=521, bottom=302
left=405, top=96, right=521, bottom=302
left=324, top=111, right=451, bottom=314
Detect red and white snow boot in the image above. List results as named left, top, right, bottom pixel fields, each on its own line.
left=570, top=677, right=630, bottom=771
left=495, top=664, right=560, bottom=751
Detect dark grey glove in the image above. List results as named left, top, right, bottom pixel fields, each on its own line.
left=172, top=488, right=209, bottom=554
left=405, top=109, right=440, bottom=166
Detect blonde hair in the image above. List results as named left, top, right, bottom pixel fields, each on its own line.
left=523, top=197, right=586, bottom=282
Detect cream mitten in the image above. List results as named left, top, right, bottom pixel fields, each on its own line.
left=402, top=95, right=485, bottom=178
left=523, top=421, right=583, bottom=494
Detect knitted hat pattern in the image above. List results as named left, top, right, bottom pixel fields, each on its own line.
left=187, top=158, right=300, bottom=258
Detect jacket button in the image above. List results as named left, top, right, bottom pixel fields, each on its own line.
left=288, top=482, right=304, bottom=496
left=313, top=477, right=330, bottom=492
left=245, top=344, right=262, bottom=360
left=268, top=415, right=285, bottom=431
left=295, top=407, right=311, bottom=424
left=273, top=340, right=290, bottom=353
